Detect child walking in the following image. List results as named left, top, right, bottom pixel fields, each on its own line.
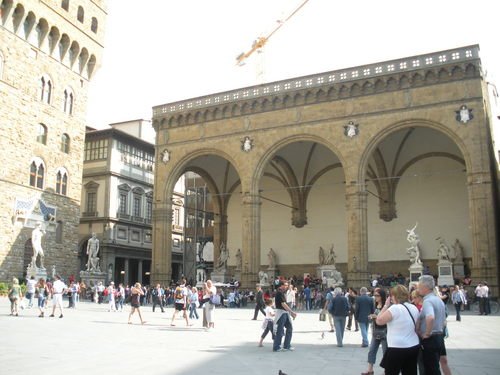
left=258, top=298, right=275, bottom=347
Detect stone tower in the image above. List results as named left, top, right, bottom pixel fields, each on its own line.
left=0, top=0, right=106, bottom=281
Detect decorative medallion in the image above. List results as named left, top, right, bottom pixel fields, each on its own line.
left=161, top=149, right=170, bottom=163
left=241, top=136, right=254, bottom=152
left=344, top=121, right=359, bottom=138
left=455, top=105, right=473, bottom=124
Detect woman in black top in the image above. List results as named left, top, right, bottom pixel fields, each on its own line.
left=362, top=289, right=388, bottom=375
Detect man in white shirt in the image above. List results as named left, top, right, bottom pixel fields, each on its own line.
left=50, top=275, right=67, bottom=318
left=25, top=276, right=37, bottom=308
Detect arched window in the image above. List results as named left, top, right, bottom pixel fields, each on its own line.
left=37, top=123, right=47, bottom=144
left=63, top=88, right=73, bottom=114
left=40, top=75, right=52, bottom=103
left=61, top=0, right=69, bottom=11
left=56, top=168, right=68, bottom=195
left=91, top=17, right=98, bottom=33
left=77, top=6, right=84, bottom=23
left=61, top=133, right=70, bottom=153
left=29, top=158, right=45, bottom=189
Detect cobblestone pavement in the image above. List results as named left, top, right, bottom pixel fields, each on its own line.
left=1, top=297, right=499, bottom=375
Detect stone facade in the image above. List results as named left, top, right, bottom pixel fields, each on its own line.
left=152, top=45, right=499, bottom=293
left=0, top=0, right=106, bottom=282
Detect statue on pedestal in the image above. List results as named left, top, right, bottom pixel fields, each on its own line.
left=235, top=248, right=242, bottom=271
left=215, top=242, right=229, bottom=271
left=31, top=222, right=45, bottom=269
left=319, top=246, right=326, bottom=265
left=452, top=239, right=464, bottom=264
left=436, top=237, right=451, bottom=261
left=258, top=270, right=269, bottom=285
left=325, top=244, right=336, bottom=266
left=406, top=223, right=422, bottom=265
left=267, top=248, right=277, bottom=269
left=86, top=233, right=101, bottom=272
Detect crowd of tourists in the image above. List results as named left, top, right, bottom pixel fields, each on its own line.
left=6, top=272, right=494, bottom=374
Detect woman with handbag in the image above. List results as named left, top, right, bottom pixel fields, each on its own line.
left=361, top=288, right=388, bottom=375
left=376, top=284, right=420, bottom=375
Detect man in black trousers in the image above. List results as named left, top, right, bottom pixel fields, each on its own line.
left=252, top=285, right=265, bottom=320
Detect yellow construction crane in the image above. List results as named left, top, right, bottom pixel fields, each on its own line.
left=235, top=0, right=310, bottom=67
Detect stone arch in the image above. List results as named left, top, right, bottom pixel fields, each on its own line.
left=425, top=70, right=437, bottom=83
left=399, top=75, right=410, bottom=89
left=23, top=11, right=36, bottom=41
left=185, top=112, right=192, bottom=125
left=293, top=92, right=303, bottom=106
left=386, top=77, right=397, bottom=90
left=194, top=111, right=202, bottom=123
left=350, top=83, right=361, bottom=96
left=316, top=88, right=326, bottom=101
left=451, top=65, right=464, bottom=79
left=47, top=26, right=60, bottom=55
left=359, top=119, right=472, bottom=184
left=163, top=148, right=244, bottom=202
left=339, top=84, right=349, bottom=98
left=438, top=67, right=450, bottom=81
left=411, top=72, right=424, bottom=86
left=36, top=18, right=49, bottom=49
left=253, top=133, right=348, bottom=196
left=87, top=54, right=96, bottom=79
left=231, top=103, right=240, bottom=116
left=465, top=63, right=476, bottom=77
left=374, top=79, right=385, bottom=92
left=362, top=81, right=373, bottom=94
left=11, top=2, right=24, bottom=33
left=1, top=0, right=14, bottom=26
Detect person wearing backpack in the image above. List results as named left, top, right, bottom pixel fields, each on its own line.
left=170, top=281, right=190, bottom=326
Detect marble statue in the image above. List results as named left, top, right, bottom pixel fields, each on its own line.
left=31, top=222, right=45, bottom=269
left=267, top=248, right=277, bottom=269
left=86, top=233, right=101, bottom=272
left=436, top=237, right=451, bottom=261
left=406, top=223, right=422, bottom=265
left=452, top=239, right=464, bottom=263
left=325, top=244, right=336, bottom=266
left=319, top=246, right=326, bottom=265
left=331, top=269, right=344, bottom=286
left=235, top=248, right=242, bottom=271
left=215, top=242, right=229, bottom=270
left=258, top=270, right=269, bottom=285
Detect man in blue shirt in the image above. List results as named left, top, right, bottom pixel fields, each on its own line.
left=418, top=275, right=446, bottom=375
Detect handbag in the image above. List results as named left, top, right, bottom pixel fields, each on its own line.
left=319, top=310, right=326, bottom=321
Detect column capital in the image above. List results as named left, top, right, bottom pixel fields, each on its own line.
left=242, top=193, right=262, bottom=206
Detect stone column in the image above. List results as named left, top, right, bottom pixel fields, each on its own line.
left=124, top=258, right=130, bottom=286
left=138, top=260, right=143, bottom=284
left=152, top=202, right=173, bottom=285
left=241, top=193, right=261, bottom=288
left=345, top=183, right=370, bottom=288
left=467, top=171, right=499, bottom=295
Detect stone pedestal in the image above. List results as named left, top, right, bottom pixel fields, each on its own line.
left=234, top=270, right=242, bottom=283
left=196, top=267, right=207, bottom=288
left=317, top=265, right=344, bottom=288
left=26, top=265, right=47, bottom=281
left=453, top=262, right=465, bottom=280
left=79, top=270, right=106, bottom=289
left=211, top=269, right=230, bottom=284
left=409, top=263, right=424, bottom=288
left=437, top=260, right=454, bottom=287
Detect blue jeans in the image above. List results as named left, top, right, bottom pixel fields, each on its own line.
left=333, top=316, right=346, bottom=346
left=189, top=303, right=199, bottom=319
left=273, top=313, right=293, bottom=351
left=368, top=333, right=387, bottom=364
left=359, top=322, right=369, bottom=346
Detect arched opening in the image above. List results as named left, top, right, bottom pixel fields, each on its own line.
left=363, top=125, right=470, bottom=281
left=256, top=139, right=346, bottom=278
left=77, top=6, right=84, bottom=23
left=164, top=153, right=242, bottom=284
left=91, top=17, right=98, bottom=33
